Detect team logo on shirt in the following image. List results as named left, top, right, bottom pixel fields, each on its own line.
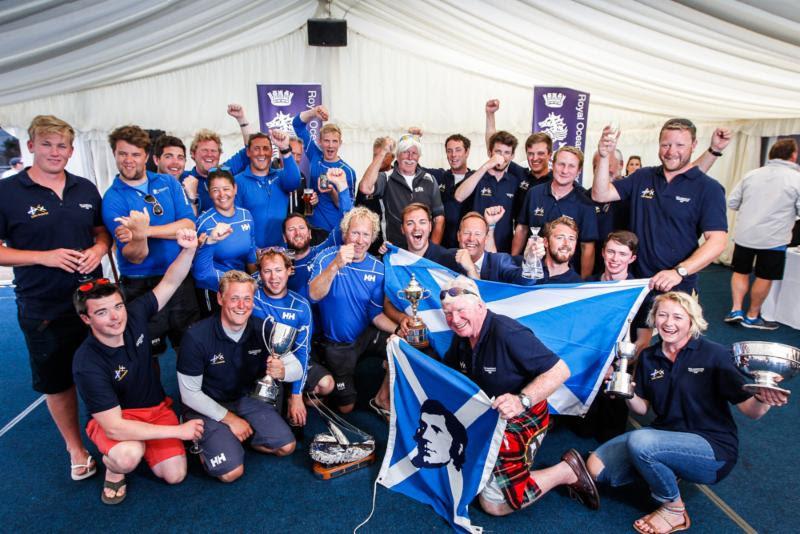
left=675, top=196, right=691, bottom=203
left=649, top=369, right=665, bottom=381
left=687, top=367, right=705, bottom=374
left=281, top=312, right=296, bottom=321
left=336, top=381, right=346, bottom=391
left=534, top=207, right=545, bottom=217
left=640, top=188, right=655, bottom=199
left=483, top=367, right=496, bottom=374
left=414, top=186, right=424, bottom=193
left=79, top=203, right=93, bottom=210
left=519, top=180, right=530, bottom=191
left=364, top=274, right=377, bottom=283
left=459, top=361, right=467, bottom=372
left=248, top=349, right=262, bottom=356
left=27, top=205, right=48, bottom=218
left=505, top=192, right=514, bottom=198
left=480, top=187, right=493, bottom=196
left=241, top=223, right=250, bottom=231
left=210, top=353, right=226, bottom=365
left=152, top=187, right=168, bottom=195
left=136, top=334, right=144, bottom=347
left=113, top=365, right=128, bottom=382
left=439, top=183, right=446, bottom=193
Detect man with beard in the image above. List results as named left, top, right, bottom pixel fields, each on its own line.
left=103, top=125, right=199, bottom=355
left=293, top=105, right=358, bottom=233
left=512, top=146, right=598, bottom=278
left=152, top=136, right=187, bottom=182
left=454, top=131, right=519, bottom=253
left=234, top=131, right=301, bottom=248
left=535, top=217, right=583, bottom=284
left=592, top=119, right=728, bottom=296
left=309, top=207, right=399, bottom=414
left=359, top=135, right=445, bottom=247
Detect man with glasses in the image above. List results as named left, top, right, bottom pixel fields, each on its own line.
left=71, top=229, right=203, bottom=504
left=103, top=125, right=199, bottom=355
left=0, top=114, right=112, bottom=482
left=359, top=134, right=445, bottom=248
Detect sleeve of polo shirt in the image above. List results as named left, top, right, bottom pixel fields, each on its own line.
left=222, top=147, right=251, bottom=176
left=307, top=248, right=334, bottom=303
left=292, top=115, right=322, bottom=162
left=337, top=185, right=353, bottom=215
left=74, top=359, right=121, bottom=415
left=128, top=291, right=158, bottom=319
left=372, top=172, right=388, bottom=199
left=714, top=345, right=752, bottom=405
left=507, top=161, right=526, bottom=181
left=289, top=300, right=313, bottom=395
left=176, top=325, right=206, bottom=377
left=279, top=154, right=302, bottom=193
left=247, top=212, right=258, bottom=264
left=423, top=167, right=445, bottom=182
left=101, top=189, right=127, bottom=242
left=611, top=174, right=634, bottom=201
left=507, top=324, right=560, bottom=376
left=89, top=184, right=104, bottom=227
left=578, top=198, right=600, bottom=242
left=367, top=272, right=385, bottom=321
left=192, top=242, right=223, bottom=292
left=427, top=175, right=445, bottom=217
left=699, top=180, right=728, bottom=232
left=517, top=189, right=532, bottom=226
left=169, top=178, right=195, bottom=221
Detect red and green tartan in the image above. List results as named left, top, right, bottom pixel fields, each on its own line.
left=492, top=399, right=550, bottom=510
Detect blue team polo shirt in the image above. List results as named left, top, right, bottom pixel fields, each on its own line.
left=519, top=183, right=599, bottom=242
left=309, top=247, right=384, bottom=343
left=634, top=337, right=751, bottom=481
left=288, top=225, right=344, bottom=297
left=196, top=207, right=257, bottom=272
left=103, top=171, right=195, bottom=278
left=468, top=171, right=520, bottom=253
left=234, top=157, right=301, bottom=248
left=612, top=166, right=727, bottom=288
left=177, top=315, right=271, bottom=403
left=444, top=310, right=560, bottom=398
left=73, top=293, right=165, bottom=413
left=0, top=170, right=103, bottom=319
left=292, top=115, right=357, bottom=232
left=186, top=147, right=250, bottom=214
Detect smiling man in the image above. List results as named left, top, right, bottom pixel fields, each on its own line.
left=152, top=135, right=187, bottom=182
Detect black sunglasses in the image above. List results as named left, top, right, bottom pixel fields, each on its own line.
left=143, top=194, right=164, bottom=216
left=439, top=287, right=478, bottom=300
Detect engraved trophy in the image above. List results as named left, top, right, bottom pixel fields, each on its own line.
left=521, top=227, right=544, bottom=280
left=252, top=322, right=297, bottom=405
left=732, top=341, right=800, bottom=396
left=605, top=338, right=637, bottom=399
left=397, top=274, right=431, bottom=348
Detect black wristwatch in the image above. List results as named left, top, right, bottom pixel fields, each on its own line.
left=707, top=147, right=723, bottom=157
left=279, top=147, right=292, bottom=155
left=675, top=265, right=688, bottom=278
left=518, top=394, right=532, bottom=410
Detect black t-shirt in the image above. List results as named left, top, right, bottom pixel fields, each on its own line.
left=635, top=337, right=751, bottom=481
left=444, top=310, right=560, bottom=398
left=177, top=315, right=271, bottom=403
left=0, top=170, right=103, bottom=319
left=73, top=292, right=164, bottom=414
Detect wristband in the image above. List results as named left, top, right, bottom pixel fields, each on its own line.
left=279, top=147, right=292, bottom=155
left=707, top=147, right=723, bottom=157
left=394, top=325, right=402, bottom=335
left=238, top=122, right=249, bottom=127
left=488, top=224, right=496, bottom=229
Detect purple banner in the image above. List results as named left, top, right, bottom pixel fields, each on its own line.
left=533, top=86, right=590, bottom=181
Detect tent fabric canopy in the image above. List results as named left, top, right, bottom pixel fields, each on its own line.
left=1, top=0, right=798, bottom=264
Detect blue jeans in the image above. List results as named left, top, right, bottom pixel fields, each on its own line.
left=593, top=428, right=725, bottom=503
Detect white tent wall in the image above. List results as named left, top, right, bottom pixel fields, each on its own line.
left=1, top=0, right=799, bottom=263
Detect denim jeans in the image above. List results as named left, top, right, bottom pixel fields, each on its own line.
left=593, top=428, right=725, bottom=502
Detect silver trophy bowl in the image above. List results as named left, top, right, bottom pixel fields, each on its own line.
left=732, top=341, right=800, bottom=396
left=252, top=322, right=297, bottom=404
left=605, top=340, right=637, bottom=399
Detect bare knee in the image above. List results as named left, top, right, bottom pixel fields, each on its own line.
left=218, top=465, right=244, bottom=483
left=337, top=403, right=355, bottom=414
left=275, top=441, right=296, bottom=457
left=315, top=375, right=334, bottom=396
left=586, top=453, right=604, bottom=480
left=107, top=442, right=145, bottom=473
left=479, top=495, right=513, bottom=517
left=158, top=460, right=187, bottom=485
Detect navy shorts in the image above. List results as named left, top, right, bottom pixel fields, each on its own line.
left=731, top=244, right=786, bottom=280
left=321, top=325, right=388, bottom=407
left=186, top=397, right=294, bottom=478
left=303, top=358, right=331, bottom=393
left=18, top=311, right=88, bottom=394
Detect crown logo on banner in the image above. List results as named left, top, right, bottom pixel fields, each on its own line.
left=267, top=90, right=294, bottom=106
left=542, top=92, right=566, bottom=108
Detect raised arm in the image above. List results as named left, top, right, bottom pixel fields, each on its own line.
left=691, top=127, right=731, bottom=174
left=360, top=137, right=393, bottom=196
left=591, top=126, right=622, bottom=202
left=228, top=103, right=256, bottom=147
left=152, top=229, right=197, bottom=311
left=308, top=245, right=354, bottom=301
left=454, top=154, right=504, bottom=202
left=485, top=99, right=499, bottom=148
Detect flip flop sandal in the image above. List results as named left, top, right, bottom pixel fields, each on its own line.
left=70, top=454, right=97, bottom=481
left=633, top=506, right=691, bottom=534
left=368, top=398, right=390, bottom=422
left=101, top=477, right=127, bottom=505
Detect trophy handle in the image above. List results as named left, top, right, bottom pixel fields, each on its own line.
left=396, top=288, right=405, bottom=299
left=420, top=288, right=431, bottom=300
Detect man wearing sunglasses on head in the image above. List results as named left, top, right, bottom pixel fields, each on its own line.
left=102, top=125, right=199, bottom=356
left=71, top=229, right=204, bottom=504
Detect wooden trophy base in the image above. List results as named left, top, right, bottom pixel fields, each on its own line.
left=312, top=452, right=377, bottom=480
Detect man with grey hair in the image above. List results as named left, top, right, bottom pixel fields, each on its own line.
left=440, top=276, right=599, bottom=515
left=359, top=134, right=445, bottom=247
left=309, top=206, right=399, bottom=414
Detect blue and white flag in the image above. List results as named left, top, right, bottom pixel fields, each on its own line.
left=384, top=247, right=650, bottom=416
left=377, top=337, right=506, bottom=533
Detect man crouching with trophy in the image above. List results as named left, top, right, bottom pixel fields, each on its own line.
left=177, top=271, right=302, bottom=482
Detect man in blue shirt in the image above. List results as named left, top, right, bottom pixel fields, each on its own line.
left=72, top=229, right=203, bottom=504
left=309, top=206, right=399, bottom=414
left=103, top=125, right=198, bottom=354
left=454, top=131, right=520, bottom=253
left=177, top=270, right=301, bottom=482
left=592, top=119, right=730, bottom=295
left=0, top=115, right=112, bottom=482
left=152, top=135, right=187, bottom=182
left=512, top=146, right=599, bottom=278
left=234, top=130, right=301, bottom=248
left=293, top=105, right=357, bottom=232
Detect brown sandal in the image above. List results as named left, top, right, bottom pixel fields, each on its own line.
left=633, top=505, right=691, bottom=534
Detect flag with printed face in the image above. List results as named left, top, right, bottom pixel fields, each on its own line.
left=377, top=337, right=505, bottom=533
left=383, top=247, right=649, bottom=416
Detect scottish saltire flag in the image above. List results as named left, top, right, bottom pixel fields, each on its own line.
left=384, top=247, right=649, bottom=416
left=377, top=337, right=506, bottom=533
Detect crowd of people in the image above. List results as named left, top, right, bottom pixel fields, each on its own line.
left=1, top=101, right=797, bottom=531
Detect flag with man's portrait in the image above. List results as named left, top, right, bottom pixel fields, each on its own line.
left=383, top=246, right=650, bottom=416
left=377, top=337, right=506, bottom=533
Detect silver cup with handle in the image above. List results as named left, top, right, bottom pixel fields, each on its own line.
left=732, top=341, right=800, bottom=397
left=252, top=322, right=297, bottom=405
left=605, top=341, right=637, bottom=399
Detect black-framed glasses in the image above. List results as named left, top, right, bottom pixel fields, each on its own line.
left=143, top=194, right=164, bottom=216
left=439, top=287, right=478, bottom=300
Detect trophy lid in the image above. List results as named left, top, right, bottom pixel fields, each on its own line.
left=403, top=274, right=424, bottom=298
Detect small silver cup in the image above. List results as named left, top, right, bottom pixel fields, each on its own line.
left=252, top=323, right=297, bottom=404
left=605, top=341, right=637, bottom=399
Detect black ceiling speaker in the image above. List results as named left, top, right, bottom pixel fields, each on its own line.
left=307, top=18, right=347, bottom=47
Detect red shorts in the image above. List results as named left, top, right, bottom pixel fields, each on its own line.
left=86, top=397, right=186, bottom=468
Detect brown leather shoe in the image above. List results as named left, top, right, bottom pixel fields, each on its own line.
left=561, top=448, right=600, bottom=510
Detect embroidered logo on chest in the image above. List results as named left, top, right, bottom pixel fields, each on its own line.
left=480, top=187, right=493, bottom=196
left=687, top=367, right=705, bottom=374
left=114, top=365, right=128, bottom=382
left=210, top=353, right=226, bottom=365
left=241, top=223, right=250, bottom=231
left=136, top=334, right=144, bottom=347
left=79, top=203, right=93, bottom=210
left=363, top=274, right=376, bottom=283
left=534, top=207, right=545, bottom=217
left=247, top=349, right=262, bottom=356
left=675, top=196, right=691, bottom=203
left=519, top=180, right=530, bottom=191
left=414, top=186, right=424, bottom=193
left=27, top=205, right=48, bottom=218
left=483, top=367, right=496, bottom=374
left=281, top=312, right=296, bottom=321
left=505, top=192, right=514, bottom=199
left=650, top=369, right=665, bottom=381
left=439, top=183, right=446, bottom=193
left=640, top=188, right=655, bottom=200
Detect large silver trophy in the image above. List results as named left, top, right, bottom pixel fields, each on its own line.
left=605, top=340, right=637, bottom=399
left=252, top=322, right=297, bottom=405
left=732, top=341, right=800, bottom=396
left=397, top=274, right=431, bottom=349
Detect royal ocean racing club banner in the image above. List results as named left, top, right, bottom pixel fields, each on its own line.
left=533, top=86, right=590, bottom=183
left=256, top=83, right=322, bottom=181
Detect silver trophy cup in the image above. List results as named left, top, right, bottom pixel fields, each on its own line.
left=252, top=322, right=297, bottom=404
left=605, top=341, right=638, bottom=399
left=732, top=341, right=800, bottom=396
